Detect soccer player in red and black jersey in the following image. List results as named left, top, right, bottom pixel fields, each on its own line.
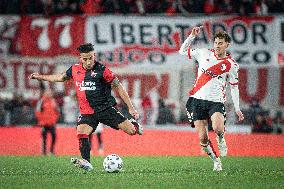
left=29, top=43, right=143, bottom=171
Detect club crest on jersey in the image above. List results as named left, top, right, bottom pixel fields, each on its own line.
left=221, top=64, right=226, bottom=71
left=91, top=71, right=97, bottom=77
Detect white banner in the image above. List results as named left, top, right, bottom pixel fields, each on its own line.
left=85, top=15, right=279, bottom=67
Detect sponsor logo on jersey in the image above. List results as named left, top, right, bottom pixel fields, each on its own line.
left=201, top=68, right=218, bottom=78
left=76, top=81, right=96, bottom=91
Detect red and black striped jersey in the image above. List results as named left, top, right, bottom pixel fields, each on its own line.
left=66, top=61, right=116, bottom=114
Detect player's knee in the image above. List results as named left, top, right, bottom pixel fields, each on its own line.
left=77, top=124, right=93, bottom=135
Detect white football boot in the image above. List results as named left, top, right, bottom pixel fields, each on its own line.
left=213, top=157, right=222, bottom=172
left=130, top=118, right=143, bottom=135
left=216, top=136, right=228, bottom=157
left=70, top=157, right=93, bottom=171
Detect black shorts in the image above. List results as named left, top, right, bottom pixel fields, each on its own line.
left=186, top=97, right=226, bottom=126
left=77, top=107, right=127, bottom=131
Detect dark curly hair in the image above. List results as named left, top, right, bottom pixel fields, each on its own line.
left=213, top=31, right=231, bottom=43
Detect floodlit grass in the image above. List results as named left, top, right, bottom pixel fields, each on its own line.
left=0, top=156, right=283, bottom=189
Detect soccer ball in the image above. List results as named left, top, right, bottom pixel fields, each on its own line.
left=103, top=154, right=123, bottom=173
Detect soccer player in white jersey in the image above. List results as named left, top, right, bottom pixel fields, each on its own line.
left=179, top=27, right=244, bottom=171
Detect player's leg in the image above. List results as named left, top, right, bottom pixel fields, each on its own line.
left=71, top=115, right=99, bottom=171
left=50, top=126, right=56, bottom=155
left=188, top=97, right=221, bottom=171
left=121, top=117, right=143, bottom=135
left=77, top=124, right=93, bottom=162
left=70, top=123, right=94, bottom=171
left=195, top=120, right=218, bottom=162
left=210, top=104, right=227, bottom=157
left=41, top=127, right=47, bottom=155
left=99, top=107, right=142, bottom=135
left=195, top=119, right=222, bottom=171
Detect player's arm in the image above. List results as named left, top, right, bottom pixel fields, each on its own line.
left=111, top=77, right=139, bottom=119
left=29, top=72, right=70, bottom=82
left=178, top=26, right=202, bottom=55
left=229, top=63, right=244, bottom=121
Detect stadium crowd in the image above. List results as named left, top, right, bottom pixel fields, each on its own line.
left=0, top=0, right=284, bottom=16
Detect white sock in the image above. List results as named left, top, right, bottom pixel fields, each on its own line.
left=201, top=141, right=218, bottom=161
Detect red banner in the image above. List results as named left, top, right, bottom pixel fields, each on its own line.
left=17, top=16, right=85, bottom=56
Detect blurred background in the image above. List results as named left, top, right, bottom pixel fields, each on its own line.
left=0, top=0, right=283, bottom=156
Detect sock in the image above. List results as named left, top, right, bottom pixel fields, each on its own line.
left=201, top=140, right=218, bottom=161
left=78, top=134, right=91, bottom=163
left=217, top=132, right=224, bottom=142
left=130, top=119, right=139, bottom=134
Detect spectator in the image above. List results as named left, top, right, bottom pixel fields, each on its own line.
left=203, top=0, right=216, bottom=14
left=35, top=89, right=60, bottom=155
left=237, top=0, right=254, bottom=15
left=272, top=111, right=283, bottom=134
left=6, top=92, right=31, bottom=125
left=102, top=0, right=120, bottom=14
left=177, top=0, right=205, bottom=15
left=1, top=0, right=21, bottom=14
left=248, top=97, right=263, bottom=125
left=54, top=0, right=81, bottom=14
left=63, top=90, right=79, bottom=125
left=252, top=0, right=268, bottom=15
left=156, top=98, right=176, bottom=125
left=21, top=0, right=44, bottom=14
left=0, top=97, right=5, bottom=125
left=79, top=0, right=104, bottom=15
left=267, top=0, right=284, bottom=13
left=251, top=111, right=273, bottom=133
left=218, top=0, right=234, bottom=14
left=164, top=0, right=179, bottom=16
left=42, top=0, right=55, bottom=15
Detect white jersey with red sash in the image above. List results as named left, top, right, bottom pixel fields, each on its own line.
left=187, top=48, right=239, bottom=104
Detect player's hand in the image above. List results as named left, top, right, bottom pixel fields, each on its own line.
left=236, top=111, right=244, bottom=122
left=29, top=73, right=40, bottom=80
left=129, top=107, right=139, bottom=120
left=191, top=26, right=203, bottom=37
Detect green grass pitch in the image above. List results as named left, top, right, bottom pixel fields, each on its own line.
left=0, top=156, right=283, bottom=189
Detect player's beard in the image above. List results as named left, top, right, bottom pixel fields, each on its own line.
left=215, top=48, right=225, bottom=58
left=84, top=63, right=94, bottom=70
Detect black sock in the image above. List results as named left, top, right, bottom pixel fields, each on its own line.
left=217, top=132, right=224, bottom=139
left=79, top=137, right=91, bottom=163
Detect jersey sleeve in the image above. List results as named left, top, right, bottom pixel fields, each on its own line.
left=66, top=66, right=73, bottom=79
left=229, top=62, right=241, bottom=112
left=103, top=67, right=115, bottom=83
left=228, top=62, right=239, bottom=85
left=188, top=48, right=206, bottom=61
